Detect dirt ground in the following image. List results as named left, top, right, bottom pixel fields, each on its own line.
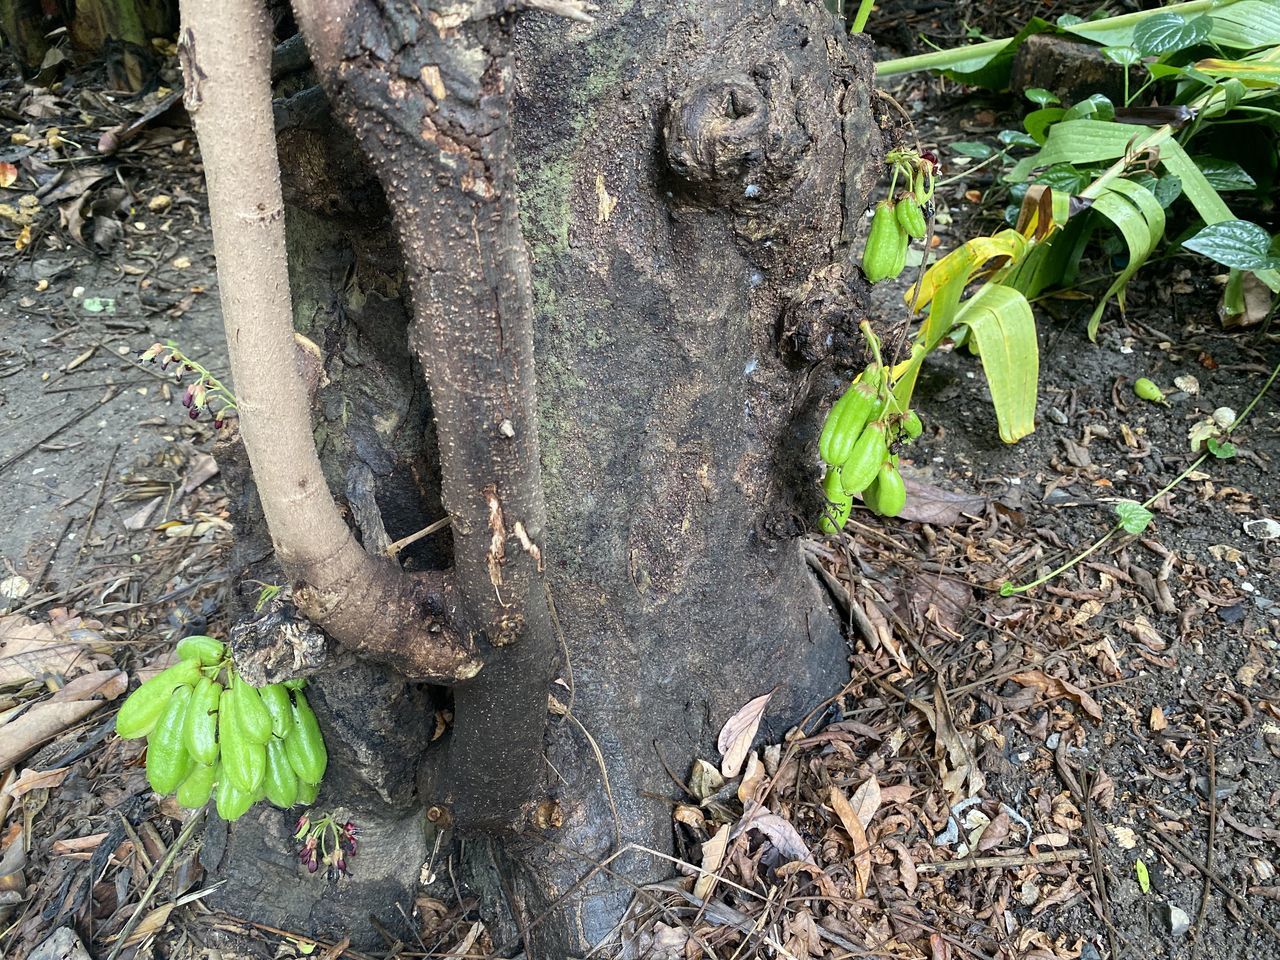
left=2, top=3, right=1278, bottom=959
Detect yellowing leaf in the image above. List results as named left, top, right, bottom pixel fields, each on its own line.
left=952, top=283, right=1039, bottom=442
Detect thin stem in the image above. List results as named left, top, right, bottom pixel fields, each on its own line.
left=849, top=0, right=875, bottom=33
left=935, top=147, right=1010, bottom=187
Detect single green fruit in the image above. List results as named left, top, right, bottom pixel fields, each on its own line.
left=819, top=380, right=880, bottom=467
left=146, top=685, right=194, bottom=795
left=285, top=692, right=327, bottom=784
left=873, top=459, right=907, bottom=517
left=232, top=673, right=273, bottom=745
left=295, top=778, right=319, bottom=806
left=183, top=676, right=222, bottom=766
left=264, top=737, right=299, bottom=809
left=895, top=194, right=927, bottom=239
left=886, top=221, right=909, bottom=280
left=215, top=773, right=254, bottom=822
left=902, top=409, right=923, bottom=440
left=1133, top=377, right=1168, bottom=405
left=176, top=762, right=218, bottom=809
left=219, top=688, right=266, bottom=793
left=175, top=635, right=225, bottom=665
left=258, top=682, right=293, bottom=740
left=862, top=201, right=899, bottom=283
left=840, top=421, right=888, bottom=496
left=819, top=467, right=853, bottom=535
left=115, top=659, right=202, bottom=740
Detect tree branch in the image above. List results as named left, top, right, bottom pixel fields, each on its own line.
left=179, top=0, right=481, bottom=683
left=291, top=0, right=558, bottom=828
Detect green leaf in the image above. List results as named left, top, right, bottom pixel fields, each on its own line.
left=1101, top=45, right=1141, bottom=67
left=1006, top=119, right=1140, bottom=182
left=1087, top=179, right=1165, bottom=339
left=1023, top=107, right=1066, bottom=144
left=941, top=17, right=1057, bottom=88
left=1036, top=163, right=1092, bottom=195
left=1207, top=0, right=1280, bottom=49
left=1136, top=858, right=1151, bottom=894
left=1132, top=12, right=1212, bottom=56
left=1024, top=87, right=1060, bottom=106
left=1057, top=14, right=1083, bottom=28
left=952, top=283, right=1039, bottom=443
left=952, top=140, right=996, bottom=159
left=1207, top=437, right=1237, bottom=459
left=1115, top=501, right=1153, bottom=536
left=1193, top=157, right=1257, bottom=192
left=999, top=129, right=1039, bottom=148
left=1183, top=219, right=1276, bottom=270
left=1063, top=94, right=1116, bottom=123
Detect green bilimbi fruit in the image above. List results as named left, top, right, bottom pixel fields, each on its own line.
left=183, top=676, right=222, bottom=765
left=264, top=738, right=299, bottom=809
left=176, top=635, right=225, bottom=665
left=887, top=221, right=909, bottom=280
left=232, top=673, right=273, bottom=745
left=177, top=762, right=218, bottom=809
left=819, top=466, right=853, bottom=535
left=1133, top=377, right=1168, bottom=405
left=869, top=458, right=907, bottom=518
left=295, top=778, right=319, bottom=806
left=285, top=692, right=328, bottom=784
left=819, top=373, right=881, bottom=467
left=220, top=688, right=266, bottom=793
left=258, top=682, right=293, bottom=740
left=862, top=200, right=899, bottom=283
left=216, top=772, right=254, bottom=822
left=913, top=162, right=934, bottom=205
left=116, top=659, right=202, bottom=740
left=895, top=194, right=927, bottom=240
left=146, top=685, right=194, bottom=795
left=901, top=409, right=923, bottom=441
left=840, top=421, right=889, bottom=496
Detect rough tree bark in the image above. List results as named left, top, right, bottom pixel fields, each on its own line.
left=190, top=0, right=884, bottom=956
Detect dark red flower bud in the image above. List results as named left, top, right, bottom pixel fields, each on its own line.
left=188, top=407, right=199, bottom=420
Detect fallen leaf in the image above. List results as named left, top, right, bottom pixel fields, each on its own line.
left=828, top=786, right=871, bottom=895
left=741, top=809, right=813, bottom=863
left=717, top=691, right=772, bottom=779
left=0, top=615, right=91, bottom=686
left=898, top=476, right=987, bottom=525
left=1149, top=705, right=1167, bottom=731
left=0, top=163, right=16, bottom=188
left=694, top=824, right=729, bottom=900
left=1010, top=669, right=1103, bottom=721
left=2, top=766, right=69, bottom=800
left=0, top=669, right=125, bottom=772
left=848, top=776, right=882, bottom=829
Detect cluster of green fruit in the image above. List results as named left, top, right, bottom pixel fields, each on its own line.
left=818, top=362, right=921, bottom=532
left=115, top=636, right=328, bottom=821
left=861, top=150, right=936, bottom=284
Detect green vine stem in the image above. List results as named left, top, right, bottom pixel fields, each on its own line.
left=849, top=0, right=875, bottom=34
left=999, top=358, right=1280, bottom=596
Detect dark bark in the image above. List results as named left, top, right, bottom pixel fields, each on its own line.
left=209, top=1, right=882, bottom=956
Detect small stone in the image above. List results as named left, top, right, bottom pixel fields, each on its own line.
left=1164, top=904, right=1191, bottom=937
left=1047, top=406, right=1068, bottom=425
left=1243, top=518, right=1280, bottom=541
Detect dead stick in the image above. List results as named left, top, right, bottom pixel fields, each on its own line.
left=916, top=849, right=1089, bottom=874
left=1148, top=826, right=1280, bottom=942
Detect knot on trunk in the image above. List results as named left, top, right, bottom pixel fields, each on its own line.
left=662, top=66, right=807, bottom=206
left=229, top=595, right=330, bottom=686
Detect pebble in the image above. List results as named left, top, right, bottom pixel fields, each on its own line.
left=1047, top=406, right=1069, bottom=425
left=1164, top=904, right=1191, bottom=937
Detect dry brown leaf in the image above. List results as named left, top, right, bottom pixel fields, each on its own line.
left=2, top=766, right=69, bottom=800
left=737, top=751, right=765, bottom=804
left=694, top=824, right=730, bottom=900
left=898, top=476, right=986, bottom=525
left=0, top=616, right=91, bottom=686
left=121, top=902, right=175, bottom=947
left=717, top=691, right=772, bottom=779
left=0, top=669, right=125, bottom=772
left=848, top=776, right=882, bottom=829
left=1010, top=669, right=1102, bottom=721
left=828, top=786, right=871, bottom=896
left=1149, top=705, right=1167, bottom=731
left=741, top=809, right=813, bottom=863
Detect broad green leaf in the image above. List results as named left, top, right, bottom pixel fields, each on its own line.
left=1024, top=107, right=1066, bottom=144
left=1115, top=501, right=1154, bottom=535
left=1207, top=437, right=1238, bottom=459
left=1063, top=93, right=1117, bottom=122
left=1183, top=219, right=1276, bottom=269
left=1192, top=157, right=1257, bottom=192
left=1101, top=45, right=1141, bottom=67
left=1193, top=56, right=1280, bottom=85
left=1007, top=119, right=1145, bottom=182
left=952, top=140, right=996, bottom=159
left=951, top=283, right=1039, bottom=443
left=1035, top=163, right=1092, bottom=195
left=999, top=129, right=1039, bottom=148
left=1133, top=12, right=1212, bottom=56
left=1087, top=179, right=1164, bottom=339
left=1024, top=87, right=1060, bottom=106
left=942, top=17, right=1056, bottom=88
left=1207, top=0, right=1280, bottom=48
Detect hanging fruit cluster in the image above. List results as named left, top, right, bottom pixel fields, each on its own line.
left=817, top=326, right=922, bottom=531
left=861, top=150, right=935, bottom=284
left=115, top=635, right=327, bottom=821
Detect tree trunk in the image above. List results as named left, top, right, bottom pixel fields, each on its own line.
left=207, top=2, right=882, bottom=956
